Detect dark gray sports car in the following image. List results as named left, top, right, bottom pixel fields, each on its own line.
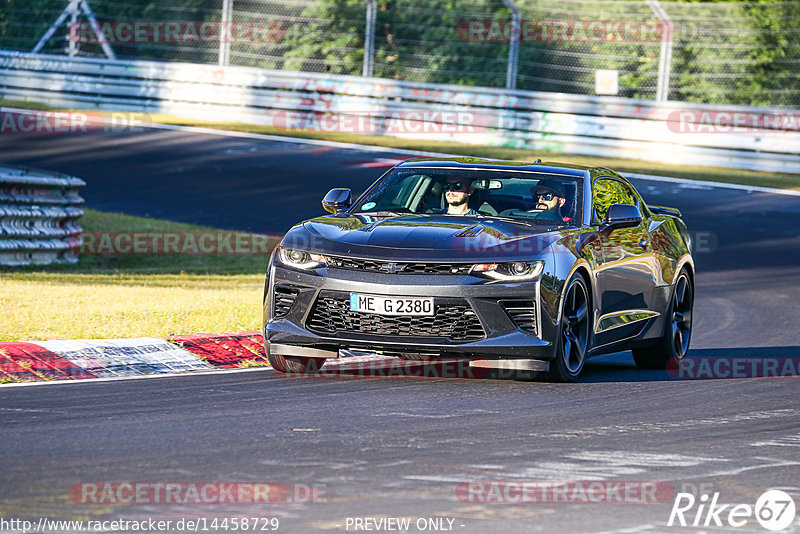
left=262, top=158, right=694, bottom=381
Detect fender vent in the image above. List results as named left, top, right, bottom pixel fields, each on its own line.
left=499, top=299, right=538, bottom=334
left=272, top=284, right=304, bottom=318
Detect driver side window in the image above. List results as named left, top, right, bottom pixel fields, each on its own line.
left=593, top=178, right=636, bottom=222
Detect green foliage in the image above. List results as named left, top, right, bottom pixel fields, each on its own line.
left=0, top=0, right=220, bottom=61
left=372, top=0, right=510, bottom=86
left=666, top=1, right=800, bottom=106
left=0, top=0, right=68, bottom=52
left=281, top=0, right=365, bottom=74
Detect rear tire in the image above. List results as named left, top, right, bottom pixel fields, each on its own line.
left=266, top=344, right=326, bottom=374
left=632, top=269, right=693, bottom=370
left=547, top=273, right=590, bottom=383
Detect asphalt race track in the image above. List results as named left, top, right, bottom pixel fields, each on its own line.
left=0, top=126, right=397, bottom=233
left=1, top=127, right=798, bottom=533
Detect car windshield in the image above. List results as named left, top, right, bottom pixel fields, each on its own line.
left=352, top=167, right=583, bottom=227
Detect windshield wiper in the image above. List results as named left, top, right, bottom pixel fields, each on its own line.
left=480, top=215, right=535, bottom=226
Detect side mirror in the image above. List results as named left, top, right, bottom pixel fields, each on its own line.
left=602, top=203, right=642, bottom=230
left=322, top=188, right=352, bottom=214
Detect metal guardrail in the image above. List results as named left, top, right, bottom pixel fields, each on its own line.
left=0, top=164, right=85, bottom=266
left=1, top=50, right=798, bottom=174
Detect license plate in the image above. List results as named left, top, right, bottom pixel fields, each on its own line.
left=349, top=293, right=434, bottom=316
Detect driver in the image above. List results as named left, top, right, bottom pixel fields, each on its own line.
left=441, top=176, right=479, bottom=215
left=530, top=179, right=572, bottom=222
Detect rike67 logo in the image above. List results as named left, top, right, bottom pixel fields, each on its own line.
left=668, top=489, right=796, bottom=531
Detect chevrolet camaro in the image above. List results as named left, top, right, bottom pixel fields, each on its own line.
left=262, top=158, right=694, bottom=381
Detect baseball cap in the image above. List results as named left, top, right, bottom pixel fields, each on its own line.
left=530, top=179, right=566, bottom=197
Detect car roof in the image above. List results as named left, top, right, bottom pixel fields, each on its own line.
left=395, top=157, right=592, bottom=177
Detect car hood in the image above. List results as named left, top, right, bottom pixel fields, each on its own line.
left=280, top=214, right=567, bottom=261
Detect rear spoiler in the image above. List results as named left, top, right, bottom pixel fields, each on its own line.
left=649, top=205, right=682, bottom=217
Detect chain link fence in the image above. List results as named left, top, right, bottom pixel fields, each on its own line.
left=1, top=0, right=798, bottom=106
left=515, top=0, right=663, bottom=98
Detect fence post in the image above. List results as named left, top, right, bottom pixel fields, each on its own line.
left=33, top=0, right=78, bottom=55
left=68, top=0, right=79, bottom=56
left=219, top=0, right=233, bottom=65
left=648, top=0, right=673, bottom=102
left=32, top=0, right=116, bottom=60
left=363, top=0, right=377, bottom=77
left=502, top=0, right=520, bottom=90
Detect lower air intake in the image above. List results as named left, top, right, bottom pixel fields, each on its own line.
left=307, top=291, right=485, bottom=342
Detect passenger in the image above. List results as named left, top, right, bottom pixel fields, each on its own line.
left=530, top=179, right=572, bottom=222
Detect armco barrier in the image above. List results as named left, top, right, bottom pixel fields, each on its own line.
left=0, top=164, right=85, bottom=266
left=1, top=51, right=798, bottom=174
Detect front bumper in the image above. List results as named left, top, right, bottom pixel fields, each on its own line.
left=264, top=264, right=559, bottom=361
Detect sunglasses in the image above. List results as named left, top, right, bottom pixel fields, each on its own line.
left=444, top=181, right=468, bottom=192
left=536, top=191, right=557, bottom=201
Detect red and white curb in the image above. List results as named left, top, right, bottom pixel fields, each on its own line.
left=0, top=335, right=502, bottom=385
left=0, top=331, right=268, bottom=384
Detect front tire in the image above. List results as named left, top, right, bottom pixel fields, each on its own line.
left=632, top=269, right=693, bottom=370
left=266, top=344, right=326, bottom=374
left=547, top=273, right=590, bottom=382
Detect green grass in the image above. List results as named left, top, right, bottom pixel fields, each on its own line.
left=1, top=99, right=55, bottom=111
left=32, top=209, right=279, bottom=275
left=3, top=98, right=798, bottom=191
left=0, top=209, right=275, bottom=341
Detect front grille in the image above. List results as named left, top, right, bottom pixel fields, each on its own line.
left=307, top=291, right=485, bottom=342
left=272, top=284, right=303, bottom=318
left=326, top=256, right=473, bottom=275
left=500, top=299, right=539, bottom=334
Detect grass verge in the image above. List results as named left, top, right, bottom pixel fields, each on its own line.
left=0, top=209, right=275, bottom=341
left=3, top=98, right=799, bottom=191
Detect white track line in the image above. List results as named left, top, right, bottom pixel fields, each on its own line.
left=135, top=121, right=466, bottom=158
left=625, top=171, right=800, bottom=197
left=142, top=121, right=800, bottom=197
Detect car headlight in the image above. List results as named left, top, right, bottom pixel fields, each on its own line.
left=470, top=261, right=544, bottom=281
left=277, top=247, right=327, bottom=270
